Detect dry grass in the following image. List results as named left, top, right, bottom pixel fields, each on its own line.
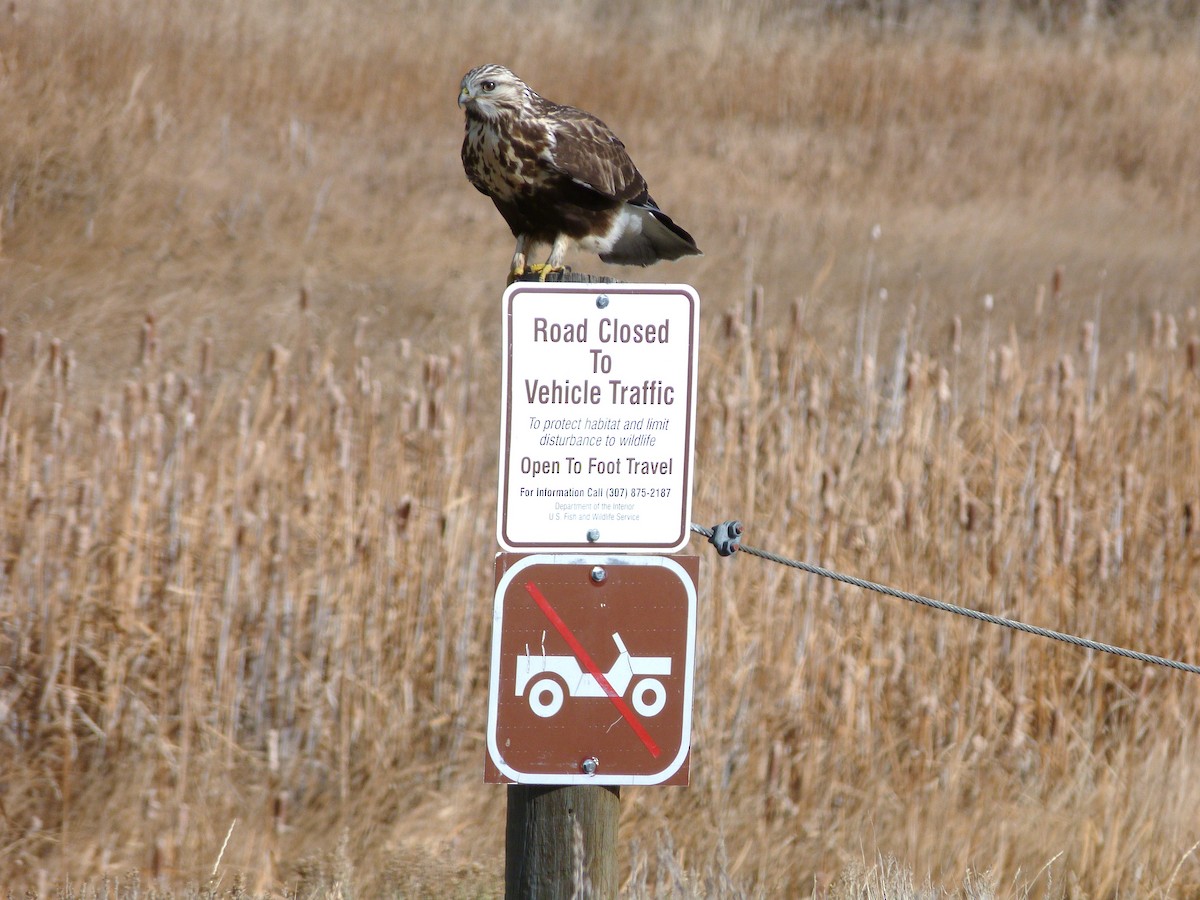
left=3, top=0, right=1200, bottom=896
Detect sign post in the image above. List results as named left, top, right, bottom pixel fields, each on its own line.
left=491, top=281, right=700, bottom=899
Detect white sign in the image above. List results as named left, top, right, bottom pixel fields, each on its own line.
left=497, top=283, right=699, bottom=552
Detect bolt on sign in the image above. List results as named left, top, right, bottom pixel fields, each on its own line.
left=486, top=553, right=698, bottom=786
left=497, top=283, right=699, bottom=553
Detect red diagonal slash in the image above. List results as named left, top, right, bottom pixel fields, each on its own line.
left=524, top=580, right=661, bottom=758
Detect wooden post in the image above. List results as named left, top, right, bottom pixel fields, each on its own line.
left=505, top=267, right=622, bottom=899
left=505, top=785, right=620, bottom=899
left=513, top=269, right=617, bottom=285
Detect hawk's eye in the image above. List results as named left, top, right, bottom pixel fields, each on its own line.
left=481, top=80, right=496, bottom=92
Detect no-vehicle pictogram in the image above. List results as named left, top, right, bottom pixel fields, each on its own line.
left=521, top=580, right=663, bottom=757
left=516, top=629, right=672, bottom=721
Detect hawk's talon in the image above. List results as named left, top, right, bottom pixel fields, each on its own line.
left=526, top=263, right=566, bottom=282
left=507, top=264, right=564, bottom=285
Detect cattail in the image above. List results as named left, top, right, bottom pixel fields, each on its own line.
left=1080, top=321, right=1095, bottom=357
left=337, top=423, right=351, bottom=471
left=722, top=309, right=739, bottom=340
left=151, top=412, right=165, bottom=468
left=62, top=349, right=74, bottom=391
left=904, top=352, right=921, bottom=397
left=1069, top=402, right=1085, bottom=454
left=237, top=397, right=250, bottom=438
left=1120, top=464, right=1135, bottom=499
left=140, top=313, right=157, bottom=367
left=327, top=381, right=346, bottom=417
left=1053, top=486, right=1067, bottom=536
left=1061, top=501, right=1077, bottom=565
left=356, top=356, right=371, bottom=395
left=1058, top=355, right=1075, bottom=394
left=1035, top=493, right=1051, bottom=553
left=26, top=479, right=43, bottom=516
left=806, top=372, right=821, bottom=425
left=123, top=380, right=140, bottom=429
left=957, top=478, right=973, bottom=531
left=750, top=283, right=765, bottom=328
left=274, top=791, right=289, bottom=836
left=200, top=336, right=213, bottom=378
left=820, top=467, right=837, bottom=515
left=936, top=366, right=951, bottom=405
left=887, top=477, right=904, bottom=526
left=997, top=344, right=1015, bottom=387
left=284, top=391, right=298, bottom=428
left=394, top=497, right=412, bottom=533
left=402, top=387, right=419, bottom=431
left=269, top=344, right=290, bottom=396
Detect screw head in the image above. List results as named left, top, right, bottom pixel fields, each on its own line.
left=596, top=295, right=609, bottom=309
left=590, top=566, right=606, bottom=584
left=586, top=528, right=600, bottom=542
left=581, top=757, right=599, bottom=776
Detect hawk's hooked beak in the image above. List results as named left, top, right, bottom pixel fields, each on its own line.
left=458, top=86, right=472, bottom=109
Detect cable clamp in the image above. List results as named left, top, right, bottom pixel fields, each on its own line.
left=708, top=520, right=743, bottom=557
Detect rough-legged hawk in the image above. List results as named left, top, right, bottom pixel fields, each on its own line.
left=459, top=64, right=701, bottom=282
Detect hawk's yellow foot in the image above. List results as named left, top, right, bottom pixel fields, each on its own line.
left=526, top=263, right=566, bottom=282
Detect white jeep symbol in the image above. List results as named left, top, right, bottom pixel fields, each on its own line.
left=515, top=632, right=671, bottom=719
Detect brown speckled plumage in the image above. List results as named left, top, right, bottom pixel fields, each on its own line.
left=459, top=64, right=700, bottom=276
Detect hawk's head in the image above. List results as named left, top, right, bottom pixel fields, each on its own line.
left=459, top=65, right=535, bottom=123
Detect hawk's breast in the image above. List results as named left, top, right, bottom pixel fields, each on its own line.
left=463, top=118, right=551, bottom=202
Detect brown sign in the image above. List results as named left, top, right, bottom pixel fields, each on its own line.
left=486, top=554, right=698, bottom=785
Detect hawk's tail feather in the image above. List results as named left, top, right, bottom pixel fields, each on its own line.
left=600, top=203, right=702, bottom=266
left=650, top=208, right=702, bottom=258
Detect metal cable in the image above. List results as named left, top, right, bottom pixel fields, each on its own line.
left=690, top=521, right=1200, bottom=676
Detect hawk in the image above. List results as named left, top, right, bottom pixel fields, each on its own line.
left=459, top=64, right=701, bottom=282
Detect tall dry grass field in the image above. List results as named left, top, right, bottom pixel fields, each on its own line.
left=3, top=0, right=1200, bottom=895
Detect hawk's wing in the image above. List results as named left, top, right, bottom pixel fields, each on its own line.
left=542, top=103, right=650, bottom=206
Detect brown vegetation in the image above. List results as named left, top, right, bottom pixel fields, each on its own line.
left=3, top=0, right=1200, bottom=895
